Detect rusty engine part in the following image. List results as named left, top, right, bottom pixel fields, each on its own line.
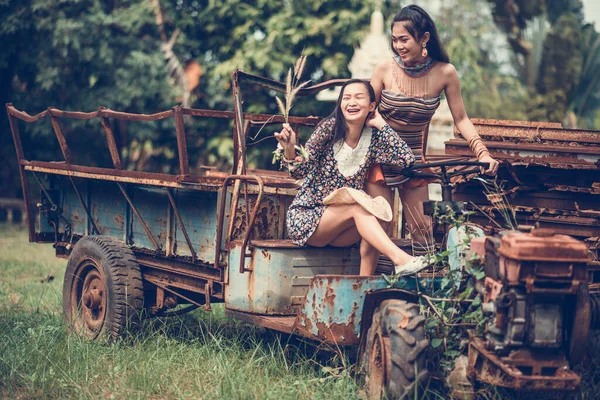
left=468, top=228, right=589, bottom=391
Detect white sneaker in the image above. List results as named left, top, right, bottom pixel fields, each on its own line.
left=394, top=256, right=431, bottom=276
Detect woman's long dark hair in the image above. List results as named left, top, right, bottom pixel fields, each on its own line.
left=322, top=79, right=376, bottom=148
left=392, top=5, right=450, bottom=63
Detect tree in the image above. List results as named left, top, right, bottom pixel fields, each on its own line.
left=1, top=0, right=389, bottom=198
left=486, top=0, right=596, bottom=125
left=436, top=0, right=529, bottom=120
left=567, top=23, right=600, bottom=128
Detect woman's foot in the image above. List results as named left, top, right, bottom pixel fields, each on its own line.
left=394, top=256, right=431, bottom=276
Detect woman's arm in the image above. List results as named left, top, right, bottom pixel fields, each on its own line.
left=275, top=119, right=334, bottom=179
left=368, top=110, right=415, bottom=169
left=443, top=64, right=499, bottom=175
left=370, top=60, right=389, bottom=104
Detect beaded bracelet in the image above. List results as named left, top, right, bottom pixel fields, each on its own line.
left=467, top=136, right=491, bottom=160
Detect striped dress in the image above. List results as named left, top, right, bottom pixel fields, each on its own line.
left=376, top=91, right=440, bottom=186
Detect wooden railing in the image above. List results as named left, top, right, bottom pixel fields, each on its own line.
left=0, top=198, right=25, bottom=224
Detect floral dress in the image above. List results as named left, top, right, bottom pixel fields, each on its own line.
left=285, top=117, right=415, bottom=246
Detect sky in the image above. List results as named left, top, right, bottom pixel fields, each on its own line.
left=582, top=0, right=600, bottom=27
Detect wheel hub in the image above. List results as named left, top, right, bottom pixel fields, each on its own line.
left=76, top=266, right=107, bottom=334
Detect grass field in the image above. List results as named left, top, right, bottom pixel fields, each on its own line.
left=0, top=224, right=362, bottom=399
left=2, top=223, right=600, bottom=399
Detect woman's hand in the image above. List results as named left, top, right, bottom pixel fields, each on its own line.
left=274, top=123, right=297, bottom=160
left=366, top=109, right=387, bottom=130
left=479, top=154, right=499, bottom=175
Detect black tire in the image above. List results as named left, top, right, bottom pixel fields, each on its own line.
left=62, top=235, right=144, bottom=342
left=364, top=299, right=430, bottom=399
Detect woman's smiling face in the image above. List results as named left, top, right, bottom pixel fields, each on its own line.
left=340, top=83, right=375, bottom=124
left=391, top=22, right=427, bottom=66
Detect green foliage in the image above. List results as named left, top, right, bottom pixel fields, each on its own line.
left=1, top=0, right=396, bottom=195
left=486, top=0, right=597, bottom=125
left=423, top=215, right=486, bottom=379
left=486, top=0, right=545, bottom=34
left=532, top=13, right=583, bottom=122
left=437, top=0, right=529, bottom=120
left=570, top=23, right=600, bottom=129
left=546, top=0, right=584, bottom=24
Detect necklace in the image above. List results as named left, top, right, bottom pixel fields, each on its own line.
left=394, top=55, right=437, bottom=78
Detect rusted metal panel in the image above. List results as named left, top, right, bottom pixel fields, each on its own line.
left=230, top=194, right=283, bottom=242
left=225, top=309, right=296, bottom=334
left=22, top=160, right=225, bottom=190
left=467, top=336, right=580, bottom=391
left=165, top=188, right=196, bottom=261
left=225, top=243, right=362, bottom=316
left=497, top=230, right=589, bottom=262
left=62, top=180, right=91, bottom=235
left=468, top=118, right=562, bottom=129
left=173, top=188, right=219, bottom=264
left=249, top=239, right=301, bottom=248
left=457, top=119, right=600, bottom=144
left=449, top=119, right=600, bottom=264
left=293, top=275, right=391, bottom=346
left=6, top=103, right=318, bottom=127
left=136, top=252, right=221, bottom=282
left=445, top=140, right=600, bottom=169
left=22, top=162, right=296, bottom=196
left=87, top=180, right=128, bottom=238
left=126, top=185, right=166, bottom=251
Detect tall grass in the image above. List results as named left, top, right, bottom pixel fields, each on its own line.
left=0, top=224, right=360, bottom=399
left=2, top=224, right=599, bottom=399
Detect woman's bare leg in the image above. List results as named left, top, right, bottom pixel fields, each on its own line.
left=399, top=185, right=433, bottom=250
left=318, top=225, right=381, bottom=275
left=306, top=204, right=413, bottom=270
left=359, top=239, right=381, bottom=275
left=364, top=181, right=394, bottom=232
left=360, top=181, right=396, bottom=273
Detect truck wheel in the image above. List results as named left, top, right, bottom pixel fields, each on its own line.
left=364, top=299, right=430, bottom=399
left=62, top=235, right=144, bottom=342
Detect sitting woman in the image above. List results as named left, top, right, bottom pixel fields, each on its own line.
left=275, top=79, right=428, bottom=276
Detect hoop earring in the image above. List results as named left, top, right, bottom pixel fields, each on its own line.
left=422, top=43, right=428, bottom=58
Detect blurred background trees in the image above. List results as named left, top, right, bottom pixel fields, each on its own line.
left=1, top=0, right=598, bottom=197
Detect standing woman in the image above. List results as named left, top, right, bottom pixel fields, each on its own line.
left=275, top=79, right=429, bottom=276
left=365, top=4, right=499, bottom=260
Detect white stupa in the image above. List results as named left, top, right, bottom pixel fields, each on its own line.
left=347, top=5, right=393, bottom=79
left=316, top=3, right=393, bottom=101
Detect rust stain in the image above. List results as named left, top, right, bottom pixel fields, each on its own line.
left=114, top=214, right=124, bottom=229
left=313, top=321, right=359, bottom=345
left=71, top=210, right=82, bottom=222
left=324, top=286, right=336, bottom=305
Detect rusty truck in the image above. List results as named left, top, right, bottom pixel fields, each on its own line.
left=6, top=70, right=600, bottom=398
